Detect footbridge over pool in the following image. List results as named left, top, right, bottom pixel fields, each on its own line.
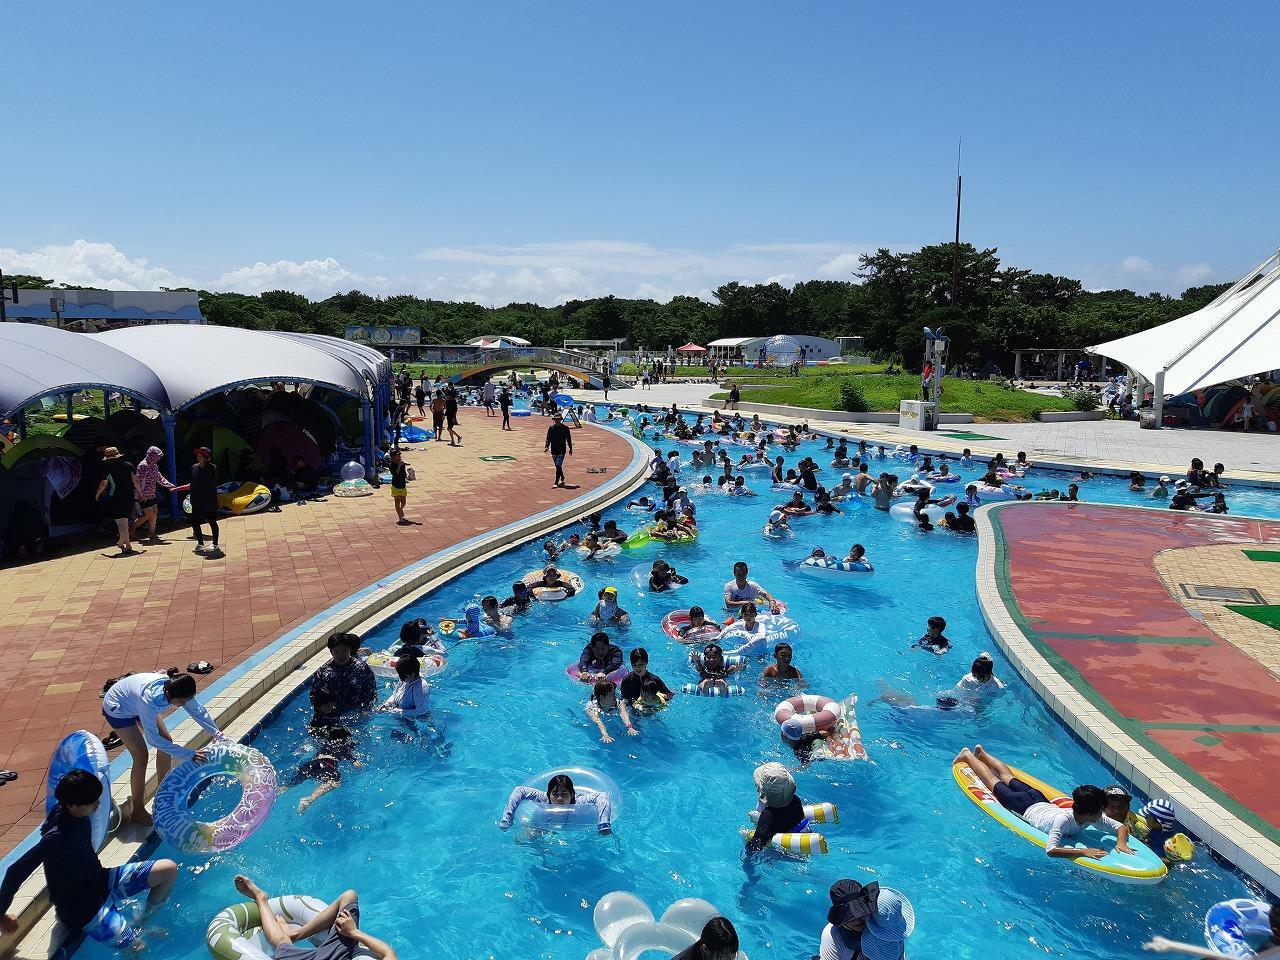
left=445, top=347, right=626, bottom=389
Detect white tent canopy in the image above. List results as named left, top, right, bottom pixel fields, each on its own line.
left=1088, top=249, right=1280, bottom=399
left=95, top=325, right=372, bottom=410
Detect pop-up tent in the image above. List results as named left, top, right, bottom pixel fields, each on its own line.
left=1088, top=249, right=1280, bottom=426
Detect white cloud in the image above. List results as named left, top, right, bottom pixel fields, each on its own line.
left=0, top=237, right=880, bottom=307
left=1177, top=262, right=1213, bottom=284
left=1121, top=255, right=1155, bottom=273
left=212, top=257, right=386, bottom=297
left=0, top=240, right=192, bottom=290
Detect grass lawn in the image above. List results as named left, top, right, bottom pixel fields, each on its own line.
left=713, top=372, right=1076, bottom=422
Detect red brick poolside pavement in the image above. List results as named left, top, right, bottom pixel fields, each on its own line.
left=0, top=410, right=635, bottom=853
left=989, top=503, right=1280, bottom=842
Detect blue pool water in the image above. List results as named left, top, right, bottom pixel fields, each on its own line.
left=84, top=420, right=1279, bottom=960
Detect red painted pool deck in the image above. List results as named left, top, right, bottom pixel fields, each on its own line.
left=0, top=410, right=635, bottom=855
left=986, top=503, right=1280, bottom=845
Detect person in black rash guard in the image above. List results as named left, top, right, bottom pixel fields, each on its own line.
left=619, top=648, right=673, bottom=712
left=0, top=771, right=179, bottom=949
left=600, top=520, right=628, bottom=544
left=648, top=560, right=689, bottom=592
left=189, top=445, right=221, bottom=554
left=393, top=618, right=434, bottom=657
left=500, top=582, right=533, bottom=613
left=949, top=502, right=976, bottom=532
left=744, top=762, right=806, bottom=853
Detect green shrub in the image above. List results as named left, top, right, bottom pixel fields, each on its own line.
left=1066, top=389, right=1099, bottom=412
left=840, top=381, right=869, bottom=412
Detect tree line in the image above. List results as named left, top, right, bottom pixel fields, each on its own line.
left=7, top=242, right=1230, bottom=368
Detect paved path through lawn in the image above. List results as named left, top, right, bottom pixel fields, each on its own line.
left=0, top=409, right=633, bottom=853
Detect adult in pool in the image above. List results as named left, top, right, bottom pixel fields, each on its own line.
left=576, top=631, right=625, bottom=684
left=649, top=559, right=689, bottom=593
left=953, top=652, right=1004, bottom=700
left=819, top=879, right=915, bottom=960
left=620, top=647, right=674, bottom=712
left=498, top=773, right=614, bottom=834
left=101, top=671, right=222, bottom=825
left=230, top=876, right=399, bottom=960
left=311, top=633, right=378, bottom=716
left=723, top=561, right=782, bottom=614
left=953, top=746, right=1134, bottom=860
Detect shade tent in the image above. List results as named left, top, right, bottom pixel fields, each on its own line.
left=0, top=322, right=171, bottom=421
left=1088, top=249, right=1280, bottom=425
left=675, top=343, right=707, bottom=353
left=95, top=326, right=373, bottom=410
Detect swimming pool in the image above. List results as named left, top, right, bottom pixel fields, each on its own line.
left=81, top=417, right=1278, bottom=960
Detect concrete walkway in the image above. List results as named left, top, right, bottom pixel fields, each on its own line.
left=978, top=502, right=1280, bottom=893
left=0, top=410, right=633, bottom=853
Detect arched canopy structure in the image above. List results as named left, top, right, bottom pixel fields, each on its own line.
left=0, top=322, right=171, bottom=421
left=95, top=325, right=373, bottom=410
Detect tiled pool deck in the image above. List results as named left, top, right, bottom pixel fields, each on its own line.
left=976, top=502, right=1280, bottom=895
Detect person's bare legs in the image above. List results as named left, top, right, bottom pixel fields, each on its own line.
left=114, top=517, right=131, bottom=551
left=954, top=745, right=1013, bottom=792
left=154, top=717, right=174, bottom=784
left=235, top=876, right=294, bottom=949
left=118, top=724, right=153, bottom=824
left=146, top=859, right=179, bottom=907
left=972, top=744, right=1017, bottom=782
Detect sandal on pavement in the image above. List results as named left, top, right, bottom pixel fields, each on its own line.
left=187, top=661, right=214, bottom=674
left=0, top=771, right=18, bottom=784
left=103, top=733, right=123, bottom=750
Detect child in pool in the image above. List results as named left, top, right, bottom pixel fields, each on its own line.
left=480, top=595, right=512, bottom=632
left=953, top=652, right=1004, bottom=699
left=761, top=642, right=805, bottom=684
left=498, top=773, right=613, bottom=834
left=285, top=725, right=360, bottom=813
left=843, top=544, right=872, bottom=569
left=585, top=680, right=637, bottom=743
left=648, top=560, right=689, bottom=593
left=619, top=648, right=674, bottom=713
left=379, top=656, right=430, bottom=718
left=914, top=615, right=951, bottom=655
left=693, top=642, right=745, bottom=695
left=590, top=586, right=630, bottom=626
left=744, top=762, right=807, bottom=853
left=679, top=605, right=719, bottom=640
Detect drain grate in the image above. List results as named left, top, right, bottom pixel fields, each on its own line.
left=1179, top=583, right=1264, bottom=604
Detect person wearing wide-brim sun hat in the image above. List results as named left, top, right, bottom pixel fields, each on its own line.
left=94, top=445, right=138, bottom=554
left=820, top=878, right=916, bottom=960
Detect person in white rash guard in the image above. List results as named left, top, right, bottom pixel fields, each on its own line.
left=498, top=773, right=613, bottom=834
left=101, top=671, right=222, bottom=825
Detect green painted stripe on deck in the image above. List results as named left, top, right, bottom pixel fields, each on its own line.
left=1035, top=630, right=1216, bottom=646
left=1243, top=549, right=1280, bottom=562
left=1226, top=604, right=1280, bottom=634
left=1142, top=722, right=1280, bottom=734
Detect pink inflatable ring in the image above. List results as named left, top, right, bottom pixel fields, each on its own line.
left=774, top=695, right=838, bottom=742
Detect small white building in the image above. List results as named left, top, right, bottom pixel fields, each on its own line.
left=467, top=335, right=531, bottom=349
left=706, top=335, right=840, bottom=364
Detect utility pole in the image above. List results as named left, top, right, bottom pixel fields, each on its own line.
left=950, top=140, right=963, bottom=306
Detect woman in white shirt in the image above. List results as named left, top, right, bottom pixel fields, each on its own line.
left=101, top=672, right=222, bottom=825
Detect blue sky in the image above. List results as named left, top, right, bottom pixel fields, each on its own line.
left=5, top=1, right=1277, bottom=304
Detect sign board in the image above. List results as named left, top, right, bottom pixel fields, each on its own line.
left=344, top=325, right=420, bottom=346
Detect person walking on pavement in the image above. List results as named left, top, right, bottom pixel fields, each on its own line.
left=188, top=446, right=221, bottom=554
left=545, top=413, right=573, bottom=488
left=499, top=386, right=513, bottom=430
left=444, top=384, right=462, bottom=446
left=602, top=372, right=611, bottom=401
left=95, top=446, right=137, bottom=555
left=483, top=380, right=497, bottom=417
left=430, top=390, right=446, bottom=442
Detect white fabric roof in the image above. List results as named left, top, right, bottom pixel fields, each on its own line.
left=0, top=322, right=172, bottom=419
left=468, top=335, right=531, bottom=347
left=1089, top=250, right=1280, bottom=395
left=707, top=336, right=764, bottom=347
left=96, top=325, right=371, bottom=410
left=270, top=332, right=388, bottom=383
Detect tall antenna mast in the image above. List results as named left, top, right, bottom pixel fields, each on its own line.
left=951, top=139, right=963, bottom=306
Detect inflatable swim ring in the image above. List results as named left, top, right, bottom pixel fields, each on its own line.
left=775, top=694, right=838, bottom=740
left=521, top=569, right=585, bottom=601
left=808, top=694, right=869, bottom=761
left=739, top=801, right=839, bottom=856
left=687, top=650, right=746, bottom=675
left=47, top=730, right=112, bottom=849
left=629, top=563, right=684, bottom=592
left=580, top=542, right=621, bottom=559
left=679, top=683, right=745, bottom=697
left=889, top=498, right=956, bottom=523
left=969, top=483, right=1018, bottom=503
left=515, top=766, right=621, bottom=832
left=952, top=760, right=1166, bottom=884
left=333, top=479, right=374, bottom=497
left=722, top=597, right=789, bottom=617
left=363, top=649, right=446, bottom=680
left=437, top=603, right=495, bottom=639
left=660, top=609, right=722, bottom=643
left=183, top=482, right=272, bottom=516
left=154, top=742, right=276, bottom=854
left=1204, top=898, right=1274, bottom=959
left=785, top=556, right=873, bottom=581
left=588, top=891, right=750, bottom=960
left=927, top=472, right=961, bottom=484
left=719, top=614, right=800, bottom=656
left=206, top=894, right=376, bottom=960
